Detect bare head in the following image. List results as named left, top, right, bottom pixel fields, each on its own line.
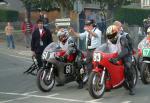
left=7, top=22, right=11, bottom=26
left=113, top=21, right=122, bottom=31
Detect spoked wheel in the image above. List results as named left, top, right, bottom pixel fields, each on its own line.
left=141, top=63, right=150, bottom=84
left=88, top=71, right=105, bottom=99
left=37, top=69, right=55, bottom=92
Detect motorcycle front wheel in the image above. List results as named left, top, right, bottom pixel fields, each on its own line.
left=88, top=71, right=105, bottom=99
left=37, top=68, right=55, bottom=92
left=141, top=62, right=150, bottom=84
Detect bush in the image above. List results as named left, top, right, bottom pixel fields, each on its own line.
left=114, top=7, right=150, bottom=26
left=0, top=9, right=19, bottom=22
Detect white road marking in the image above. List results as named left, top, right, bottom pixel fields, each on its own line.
left=0, top=92, right=86, bottom=103
left=0, top=96, right=31, bottom=103
left=122, top=101, right=132, bottom=103
left=46, top=93, right=60, bottom=97
left=22, top=91, right=38, bottom=95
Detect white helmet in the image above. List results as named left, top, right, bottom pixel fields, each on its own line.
left=57, top=28, right=69, bottom=43
left=57, top=28, right=69, bottom=37
left=147, top=27, right=150, bottom=33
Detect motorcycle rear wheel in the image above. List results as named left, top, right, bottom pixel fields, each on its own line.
left=88, top=71, right=105, bottom=99
left=37, top=69, right=55, bottom=92
left=141, top=63, right=150, bottom=84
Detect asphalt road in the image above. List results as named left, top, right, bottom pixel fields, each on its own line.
left=0, top=46, right=150, bottom=103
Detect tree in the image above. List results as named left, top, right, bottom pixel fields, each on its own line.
left=21, top=0, right=130, bottom=19
left=21, top=0, right=32, bottom=22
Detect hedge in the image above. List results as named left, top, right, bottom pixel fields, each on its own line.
left=114, top=7, right=150, bottom=26
left=0, top=9, right=19, bottom=22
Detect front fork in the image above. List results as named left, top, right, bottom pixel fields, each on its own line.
left=100, top=67, right=106, bottom=85
left=42, top=63, right=54, bottom=80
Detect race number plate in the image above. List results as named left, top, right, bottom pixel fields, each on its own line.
left=64, top=64, right=72, bottom=74
left=142, top=48, right=150, bottom=57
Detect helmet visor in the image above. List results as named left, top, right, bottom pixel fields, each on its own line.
left=106, top=32, right=117, bottom=39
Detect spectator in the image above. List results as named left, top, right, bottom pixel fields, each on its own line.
left=39, top=11, right=44, bottom=20
left=21, top=18, right=33, bottom=48
left=4, top=22, right=15, bottom=49
left=70, top=19, right=102, bottom=74
left=43, top=13, right=50, bottom=29
left=31, top=19, right=53, bottom=68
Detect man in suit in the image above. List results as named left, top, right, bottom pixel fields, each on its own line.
left=31, top=19, right=53, bottom=68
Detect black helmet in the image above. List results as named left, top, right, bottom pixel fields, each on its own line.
left=85, top=19, right=96, bottom=27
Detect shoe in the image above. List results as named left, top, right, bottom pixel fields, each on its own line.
left=129, top=89, right=135, bottom=95
left=56, top=83, right=64, bottom=87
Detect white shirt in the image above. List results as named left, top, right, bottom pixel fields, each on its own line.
left=79, top=28, right=102, bottom=49
left=39, top=29, right=43, bottom=37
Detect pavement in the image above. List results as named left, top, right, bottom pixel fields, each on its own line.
left=0, top=39, right=32, bottom=58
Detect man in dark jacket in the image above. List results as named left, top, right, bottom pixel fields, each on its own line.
left=106, top=25, right=135, bottom=95
left=31, top=19, right=53, bottom=68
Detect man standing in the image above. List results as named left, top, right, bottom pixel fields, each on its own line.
left=70, top=19, right=102, bottom=73
left=113, top=21, right=134, bottom=53
left=31, top=19, right=53, bottom=68
left=43, top=13, right=50, bottom=30
left=21, top=18, right=33, bottom=48
left=5, top=22, right=15, bottom=49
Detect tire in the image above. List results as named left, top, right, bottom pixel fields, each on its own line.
left=88, top=71, right=105, bottom=99
left=141, top=63, right=150, bottom=84
left=76, top=64, right=88, bottom=85
left=123, top=64, right=138, bottom=90
left=37, top=68, right=55, bottom=92
left=137, top=56, right=142, bottom=72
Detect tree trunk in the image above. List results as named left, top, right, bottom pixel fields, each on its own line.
left=60, top=6, right=69, bottom=18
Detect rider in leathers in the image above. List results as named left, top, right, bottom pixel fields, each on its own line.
left=56, top=28, right=84, bottom=89
left=106, top=25, right=135, bottom=95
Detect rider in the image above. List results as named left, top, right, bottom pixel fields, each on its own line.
left=56, top=28, right=84, bottom=89
left=113, top=21, right=134, bottom=53
left=106, top=25, right=135, bottom=95
left=138, top=27, right=150, bottom=49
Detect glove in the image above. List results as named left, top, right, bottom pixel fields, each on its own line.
left=109, top=58, right=119, bottom=65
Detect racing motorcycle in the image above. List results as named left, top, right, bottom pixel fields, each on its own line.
left=138, top=48, right=150, bottom=84
left=88, top=43, right=138, bottom=99
left=37, top=42, right=88, bottom=92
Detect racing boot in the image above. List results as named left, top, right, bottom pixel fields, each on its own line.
left=78, top=81, right=83, bottom=89
left=129, top=88, right=135, bottom=95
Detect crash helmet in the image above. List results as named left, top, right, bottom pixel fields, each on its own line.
left=106, top=25, right=118, bottom=39
left=57, top=28, right=69, bottom=43
left=147, top=27, right=150, bottom=33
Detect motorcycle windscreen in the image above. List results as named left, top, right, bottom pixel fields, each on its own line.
left=44, top=42, right=60, bottom=52
left=95, top=43, right=118, bottom=53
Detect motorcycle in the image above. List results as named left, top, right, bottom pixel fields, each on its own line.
left=138, top=48, right=150, bottom=84
left=37, top=42, right=88, bottom=92
left=88, top=43, right=138, bottom=99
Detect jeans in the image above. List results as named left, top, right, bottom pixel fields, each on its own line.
left=6, top=35, right=15, bottom=49
left=24, top=33, right=31, bottom=48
